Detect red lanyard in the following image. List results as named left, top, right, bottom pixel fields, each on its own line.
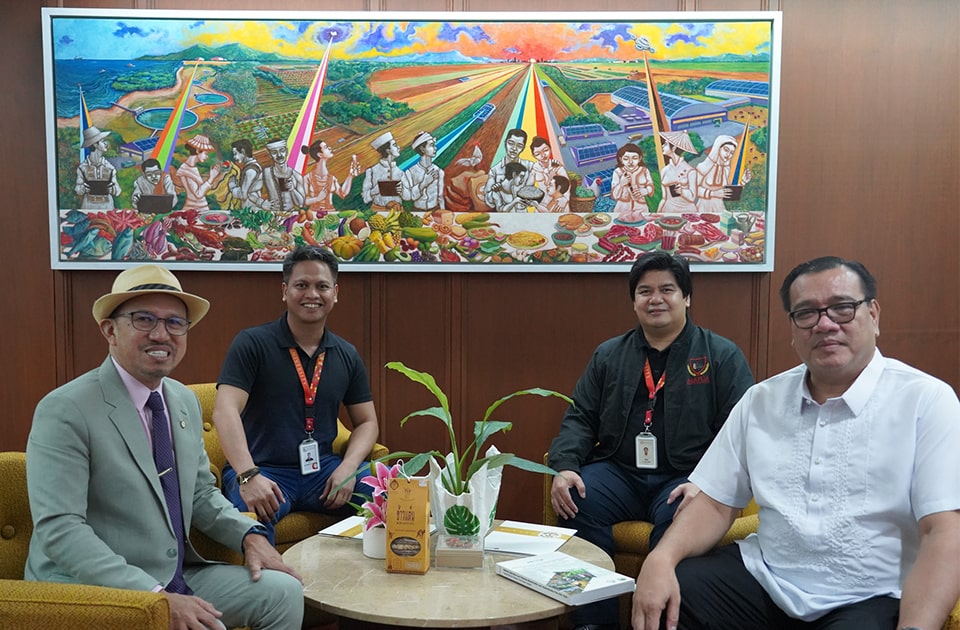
left=642, top=357, right=666, bottom=431
left=288, top=348, right=326, bottom=433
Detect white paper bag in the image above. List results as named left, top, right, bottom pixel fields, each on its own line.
left=428, top=446, right=503, bottom=538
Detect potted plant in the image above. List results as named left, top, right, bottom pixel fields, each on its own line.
left=353, top=460, right=402, bottom=559
left=383, top=361, right=573, bottom=538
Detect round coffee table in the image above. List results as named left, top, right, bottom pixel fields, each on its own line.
left=282, top=525, right=615, bottom=628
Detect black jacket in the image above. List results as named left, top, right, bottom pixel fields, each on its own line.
left=548, top=321, right=754, bottom=473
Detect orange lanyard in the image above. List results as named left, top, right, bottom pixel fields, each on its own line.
left=288, top=348, right=325, bottom=433
left=642, top=357, right=665, bottom=432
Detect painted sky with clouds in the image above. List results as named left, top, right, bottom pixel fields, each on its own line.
left=53, top=17, right=772, bottom=62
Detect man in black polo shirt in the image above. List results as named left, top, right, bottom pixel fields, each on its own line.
left=548, top=251, right=753, bottom=630
left=213, top=245, right=380, bottom=543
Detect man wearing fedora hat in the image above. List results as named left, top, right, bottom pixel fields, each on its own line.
left=362, top=131, right=404, bottom=210
left=74, top=125, right=120, bottom=210
left=402, top=130, right=445, bottom=212
left=25, top=264, right=304, bottom=629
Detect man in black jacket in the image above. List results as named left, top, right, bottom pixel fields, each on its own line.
left=548, top=251, right=753, bottom=630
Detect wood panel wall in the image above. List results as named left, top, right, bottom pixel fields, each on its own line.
left=3, top=0, right=957, bottom=524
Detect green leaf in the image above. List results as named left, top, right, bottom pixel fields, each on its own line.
left=386, top=362, right=450, bottom=417
left=397, top=452, right=437, bottom=477
left=399, top=406, right=451, bottom=428
left=473, top=420, right=512, bottom=451
left=443, top=505, right=481, bottom=536
left=465, top=453, right=557, bottom=480
left=481, top=388, right=573, bottom=424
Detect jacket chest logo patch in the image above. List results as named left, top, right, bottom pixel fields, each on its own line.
left=687, top=356, right=710, bottom=382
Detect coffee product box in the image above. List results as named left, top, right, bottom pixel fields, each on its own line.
left=385, top=476, right=430, bottom=574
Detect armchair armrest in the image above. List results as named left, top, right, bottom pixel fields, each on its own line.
left=333, top=419, right=389, bottom=463
left=0, top=579, right=169, bottom=630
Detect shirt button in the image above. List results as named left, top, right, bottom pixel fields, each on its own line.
left=818, top=420, right=826, bottom=427
left=815, top=457, right=822, bottom=465
left=811, top=495, right=819, bottom=502
left=167, top=548, right=177, bottom=558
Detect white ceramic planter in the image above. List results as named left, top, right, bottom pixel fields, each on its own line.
left=362, top=524, right=387, bottom=559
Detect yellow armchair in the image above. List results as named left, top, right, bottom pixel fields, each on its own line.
left=0, top=451, right=170, bottom=630
left=542, top=467, right=758, bottom=579
left=186, top=382, right=390, bottom=553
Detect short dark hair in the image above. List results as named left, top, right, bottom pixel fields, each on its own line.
left=282, top=245, right=339, bottom=283
left=506, top=128, right=528, bottom=146
left=530, top=135, right=549, bottom=152
left=232, top=138, right=254, bottom=158
left=504, top=161, right=527, bottom=180
left=779, top=256, right=877, bottom=312
left=553, top=175, right=570, bottom=194
left=140, top=158, right=160, bottom=172
left=628, top=251, right=693, bottom=300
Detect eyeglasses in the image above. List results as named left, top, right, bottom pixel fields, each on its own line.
left=115, top=311, right=191, bottom=336
left=788, top=300, right=867, bottom=329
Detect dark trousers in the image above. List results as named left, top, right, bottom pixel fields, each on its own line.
left=564, top=460, right=689, bottom=626
left=672, top=544, right=900, bottom=629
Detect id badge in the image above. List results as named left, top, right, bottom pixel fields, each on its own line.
left=299, top=438, right=320, bottom=475
left=635, top=433, right=657, bottom=469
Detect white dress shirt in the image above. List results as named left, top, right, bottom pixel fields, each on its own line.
left=691, top=349, right=960, bottom=620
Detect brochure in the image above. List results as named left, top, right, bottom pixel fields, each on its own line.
left=483, top=520, right=576, bottom=555
left=318, top=514, right=440, bottom=540
left=496, top=551, right=635, bottom=606
left=317, top=515, right=366, bottom=539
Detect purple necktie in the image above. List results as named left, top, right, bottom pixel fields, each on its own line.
left=147, top=391, right=191, bottom=595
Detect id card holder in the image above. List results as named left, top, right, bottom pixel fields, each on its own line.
left=635, top=433, right=657, bottom=469
left=299, top=438, right=320, bottom=475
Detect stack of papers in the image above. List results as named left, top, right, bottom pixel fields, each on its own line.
left=318, top=514, right=438, bottom=539
left=483, top=520, right=576, bottom=555
left=318, top=515, right=366, bottom=539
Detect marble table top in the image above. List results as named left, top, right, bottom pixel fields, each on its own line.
left=282, top=523, right=614, bottom=628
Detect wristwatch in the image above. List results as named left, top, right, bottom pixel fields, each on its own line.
left=237, top=466, right=261, bottom=485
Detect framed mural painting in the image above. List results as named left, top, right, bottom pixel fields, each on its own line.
left=43, top=8, right=781, bottom=272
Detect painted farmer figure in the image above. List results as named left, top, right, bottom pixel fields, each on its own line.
left=263, top=138, right=305, bottom=213
left=361, top=131, right=404, bottom=210
left=75, top=126, right=120, bottom=210
left=228, top=139, right=269, bottom=211
left=131, top=158, right=176, bottom=213
left=402, top=131, right=445, bottom=212
left=484, top=128, right=534, bottom=211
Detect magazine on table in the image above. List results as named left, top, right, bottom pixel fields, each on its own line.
left=496, top=551, right=635, bottom=606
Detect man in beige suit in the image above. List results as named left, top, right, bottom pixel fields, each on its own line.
left=25, top=264, right=304, bottom=630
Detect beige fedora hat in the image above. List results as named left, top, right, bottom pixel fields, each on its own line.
left=92, top=264, right=210, bottom=327
left=81, top=126, right=111, bottom=149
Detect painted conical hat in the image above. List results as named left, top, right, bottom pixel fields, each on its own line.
left=659, top=130, right=696, bottom=154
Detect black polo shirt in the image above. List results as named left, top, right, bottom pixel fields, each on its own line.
left=217, top=313, right=373, bottom=468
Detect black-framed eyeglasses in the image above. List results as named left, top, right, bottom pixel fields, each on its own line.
left=788, top=300, right=867, bottom=329
left=115, top=311, right=191, bottom=336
